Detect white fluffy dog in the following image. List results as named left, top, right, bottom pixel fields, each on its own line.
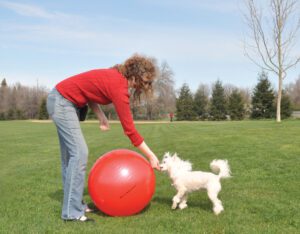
left=160, top=152, right=231, bottom=215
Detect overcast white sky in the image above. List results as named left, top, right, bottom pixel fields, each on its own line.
left=0, top=0, right=299, bottom=91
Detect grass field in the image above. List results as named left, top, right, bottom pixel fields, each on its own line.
left=0, top=120, right=299, bottom=234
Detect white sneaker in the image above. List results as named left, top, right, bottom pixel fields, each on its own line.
left=64, top=215, right=94, bottom=222
left=76, top=215, right=94, bottom=222
left=85, top=206, right=95, bottom=213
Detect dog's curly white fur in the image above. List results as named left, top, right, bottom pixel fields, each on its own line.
left=160, top=152, right=231, bottom=215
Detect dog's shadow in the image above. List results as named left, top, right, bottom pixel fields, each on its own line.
left=153, top=195, right=212, bottom=213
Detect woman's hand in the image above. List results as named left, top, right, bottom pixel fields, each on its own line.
left=99, top=116, right=110, bottom=131
left=88, top=101, right=110, bottom=131
left=137, top=141, right=160, bottom=171
left=148, top=155, right=160, bottom=170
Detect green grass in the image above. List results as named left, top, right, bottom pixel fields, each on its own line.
left=0, top=120, right=299, bottom=234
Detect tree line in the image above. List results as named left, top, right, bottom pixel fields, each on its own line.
left=0, top=79, right=48, bottom=120
left=176, top=71, right=296, bottom=121
left=0, top=61, right=176, bottom=121
left=0, top=68, right=299, bottom=121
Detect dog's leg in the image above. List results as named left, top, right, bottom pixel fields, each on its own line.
left=179, top=194, right=188, bottom=210
left=172, top=190, right=186, bottom=209
left=207, top=189, right=224, bottom=215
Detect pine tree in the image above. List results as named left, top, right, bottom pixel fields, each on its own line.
left=279, top=90, right=292, bottom=119
left=7, top=108, right=15, bottom=120
left=38, top=98, right=49, bottom=120
left=0, top=112, right=5, bottom=120
left=1, top=78, right=7, bottom=87
left=209, top=80, right=227, bottom=120
left=176, top=83, right=196, bottom=120
left=228, top=89, right=245, bottom=120
left=193, top=85, right=209, bottom=120
left=0, top=78, right=8, bottom=119
left=251, top=72, right=275, bottom=119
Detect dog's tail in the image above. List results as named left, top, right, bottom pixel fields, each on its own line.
left=210, top=159, right=231, bottom=179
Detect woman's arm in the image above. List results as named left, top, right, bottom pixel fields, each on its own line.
left=111, top=89, right=160, bottom=170
left=137, top=141, right=160, bottom=170
left=88, top=101, right=110, bottom=131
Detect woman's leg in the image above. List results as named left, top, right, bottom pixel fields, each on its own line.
left=57, top=131, right=69, bottom=188
left=47, top=89, right=88, bottom=220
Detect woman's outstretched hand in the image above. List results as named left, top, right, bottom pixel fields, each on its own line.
left=149, top=155, right=160, bottom=171
left=137, top=141, right=160, bottom=171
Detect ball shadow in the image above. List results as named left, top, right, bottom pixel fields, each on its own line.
left=49, top=188, right=153, bottom=218
left=86, top=202, right=152, bottom=218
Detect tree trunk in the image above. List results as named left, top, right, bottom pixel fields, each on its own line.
left=277, top=73, right=282, bottom=122
left=276, top=4, right=283, bottom=123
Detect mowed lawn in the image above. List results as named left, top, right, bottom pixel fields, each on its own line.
left=0, top=120, right=299, bottom=234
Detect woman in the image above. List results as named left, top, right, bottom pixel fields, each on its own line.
left=47, top=54, right=160, bottom=222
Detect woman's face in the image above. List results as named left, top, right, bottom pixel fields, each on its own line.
left=128, top=79, right=137, bottom=89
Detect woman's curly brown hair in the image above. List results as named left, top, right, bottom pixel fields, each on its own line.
left=114, top=54, right=157, bottom=101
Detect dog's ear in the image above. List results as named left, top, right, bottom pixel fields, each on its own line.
left=172, top=153, right=179, bottom=161
left=164, top=152, right=171, bottom=158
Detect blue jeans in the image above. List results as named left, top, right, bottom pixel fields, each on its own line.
left=47, top=88, right=88, bottom=220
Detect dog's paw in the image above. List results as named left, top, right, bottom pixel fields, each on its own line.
left=171, top=203, right=177, bottom=209
left=213, top=206, right=224, bottom=215
left=179, top=203, right=187, bottom=210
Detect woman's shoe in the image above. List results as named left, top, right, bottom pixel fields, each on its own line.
left=85, top=206, right=96, bottom=213
left=64, top=215, right=94, bottom=222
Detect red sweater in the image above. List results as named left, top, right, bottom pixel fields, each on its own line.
left=56, top=68, right=144, bottom=147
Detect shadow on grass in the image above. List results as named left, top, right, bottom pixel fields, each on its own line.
left=49, top=189, right=63, bottom=202
left=49, top=188, right=92, bottom=203
left=153, top=196, right=212, bottom=213
left=49, top=189, right=156, bottom=217
left=86, top=202, right=152, bottom=218
left=48, top=189, right=153, bottom=218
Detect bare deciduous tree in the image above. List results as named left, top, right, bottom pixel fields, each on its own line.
left=129, top=61, right=176, bottom=120
left=155, top=61, right=176, bottom=114
left=0, top=80, right=48, bottom=120
left=243, top=0, right=300, bottom=122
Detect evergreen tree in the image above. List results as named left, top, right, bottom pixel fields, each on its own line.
left=209, top=80, right=227, bottom=120
left=176, top=83, right=196, bottom=120
left=38, top=98, right=49, bottom=120
left=1, top=78, right=7, bottom=87
left=7, top=108, right=15, bottom=120
left=0, top=78, right=8, bottom=119
left=279, top=90, right=292, bottom=119
left=16, top=109, right=25, bottom=120
left=228, top=89, right=245, bottom=120
left=0, top=112, right=5, bottom=120
left=251, top=72, right=275, bottom=119
left=193, top=85, right=209, bottom=120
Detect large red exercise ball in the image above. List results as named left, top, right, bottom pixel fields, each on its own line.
left=88, top=149, right=156, bottom=216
